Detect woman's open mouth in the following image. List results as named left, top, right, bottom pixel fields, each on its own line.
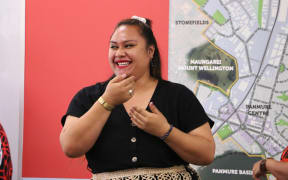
left=115, top=60, right=132, bottom=69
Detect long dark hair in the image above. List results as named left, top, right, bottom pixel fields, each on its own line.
left=111, top=17, right=162, bottom=80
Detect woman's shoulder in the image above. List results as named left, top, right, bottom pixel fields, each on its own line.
left=83, top=80, right=109, bottom=92
left=75, top=79, right=110, bottom=98
left=159, top=79, right=191, bottom=92
left=158, top=79, right=197, bottom=101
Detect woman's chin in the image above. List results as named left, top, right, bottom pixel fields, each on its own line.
left=115, top=69, right=133, bottom=77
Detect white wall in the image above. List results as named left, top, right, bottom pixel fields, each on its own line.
left=0, top=0, right=25, bottom=179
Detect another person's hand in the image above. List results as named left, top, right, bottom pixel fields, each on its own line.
left=102, top=74, right=135, bottom=106
left=252, top=157, right=288, bottom=180
left=252, top=160, right=265, bottom=180
left=129, top=102, right=170, bottom=138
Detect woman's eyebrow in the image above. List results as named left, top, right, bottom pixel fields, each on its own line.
left=110, top=40, right=137, bottom=44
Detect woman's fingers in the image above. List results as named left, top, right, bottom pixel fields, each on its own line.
left=126, top=82, right=135, bottom=96
left=149, top=102, right=161, bottom=114
left=106, top=74, right=135, bottom=103
left=116, top=76, right=135, bottom=98
left=119, top=75, right=136, bottom=87
left=129, top=106, right=170, bottom=137
left=130, top=116, right=144, bottom=127
left=130, top=107, right=149, bottom=127
left=131, top=108, right=146, bottom=120
left=133, top=106, right=151, bottom=117
left=130, top=113, right=144, bottom=127
left=110, top=74, right=127, bottom=83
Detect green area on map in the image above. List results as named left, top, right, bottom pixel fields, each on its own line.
left=279, top=64, right=285, bottom=73
left=258, top=0, right=263, bottom=27
left=186, top=41, right=237, bottom=94
left=213, top=10, right=227, bottom=25
left=194, top=0, right=207, bottom=7
left=217, top=124, right=233, bottom=140
left=276, top=119, right=288, bottom=126
left=277, top=92, right=288, bottom=101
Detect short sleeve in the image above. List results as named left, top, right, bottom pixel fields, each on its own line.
left=61, top=83, right=105, bottom=126
left=177, top=85, right=214, bottom=133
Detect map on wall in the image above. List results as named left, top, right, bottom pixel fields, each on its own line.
left=169, top=0, right=288, bottom=179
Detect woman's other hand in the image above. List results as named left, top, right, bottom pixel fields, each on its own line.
left=102, top=74, right=135, bottom=106
left=129, top=102, right=170, bottom=137
left=130, top=101, right=215, bottom=165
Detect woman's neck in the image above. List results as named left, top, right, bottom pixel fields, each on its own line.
left=135, top=73, right=157, bottom=91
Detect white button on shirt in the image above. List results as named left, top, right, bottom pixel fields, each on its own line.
left=131, top=137, right=136, bottom=143
left=132, top=156, right=138, bottom=162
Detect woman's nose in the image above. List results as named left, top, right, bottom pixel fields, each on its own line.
left=115, top=47, right=126, bottom=57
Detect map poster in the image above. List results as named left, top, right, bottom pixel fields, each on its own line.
left=168, top=0, right=288, bottom=179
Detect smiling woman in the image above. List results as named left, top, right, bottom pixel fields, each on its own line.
left=109, top=25, right=153, bottom=79
left=59, top=16, right=215, bottom=180
left=109, top=18, right=161, bottom=81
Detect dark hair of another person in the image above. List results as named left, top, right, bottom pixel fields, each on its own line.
left=111, top=18, right=162, bottom=80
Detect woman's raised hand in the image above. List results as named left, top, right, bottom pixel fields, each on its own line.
left=102, top=74, right=135, bottom=106
left=129, top=102, right=170, bottom=138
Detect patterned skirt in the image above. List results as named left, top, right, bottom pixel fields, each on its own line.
left=91, top=165, right=200, bottom=180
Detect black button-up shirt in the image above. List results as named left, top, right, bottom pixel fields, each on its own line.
left=62, top=79, right=214, bottom=173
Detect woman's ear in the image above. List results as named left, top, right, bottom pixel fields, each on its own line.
left=147, top=45, right=155, bottom=59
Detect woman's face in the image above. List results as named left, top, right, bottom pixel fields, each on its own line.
left=108, top=25, right=154, bottom=79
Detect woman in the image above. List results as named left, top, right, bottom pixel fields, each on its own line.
left=60, top=16, right=215, bottom=179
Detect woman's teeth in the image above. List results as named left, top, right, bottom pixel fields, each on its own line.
left=117, top=62, right=130, bottom=66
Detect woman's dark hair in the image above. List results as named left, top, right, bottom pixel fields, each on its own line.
left=111, top=17, right=162, bottom=80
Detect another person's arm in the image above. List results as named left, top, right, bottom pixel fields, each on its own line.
left=253, top=158, right=288, bottom=180
left=60, top=74, right=135, bottom=158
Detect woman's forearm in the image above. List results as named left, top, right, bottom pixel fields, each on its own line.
left=60, top=101, right=111, bottom=158
left=164, top=124, right=215, bottom=165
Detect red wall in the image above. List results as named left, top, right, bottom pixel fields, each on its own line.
left=24, top=0, right=169, bottom=178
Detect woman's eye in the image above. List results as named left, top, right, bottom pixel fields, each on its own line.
left=110, top=45, right=118, bottom=49
left=125, top=44, right=135, bottom=48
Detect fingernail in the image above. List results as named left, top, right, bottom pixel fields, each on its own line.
left=121, top=74, right=127, bottom=78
